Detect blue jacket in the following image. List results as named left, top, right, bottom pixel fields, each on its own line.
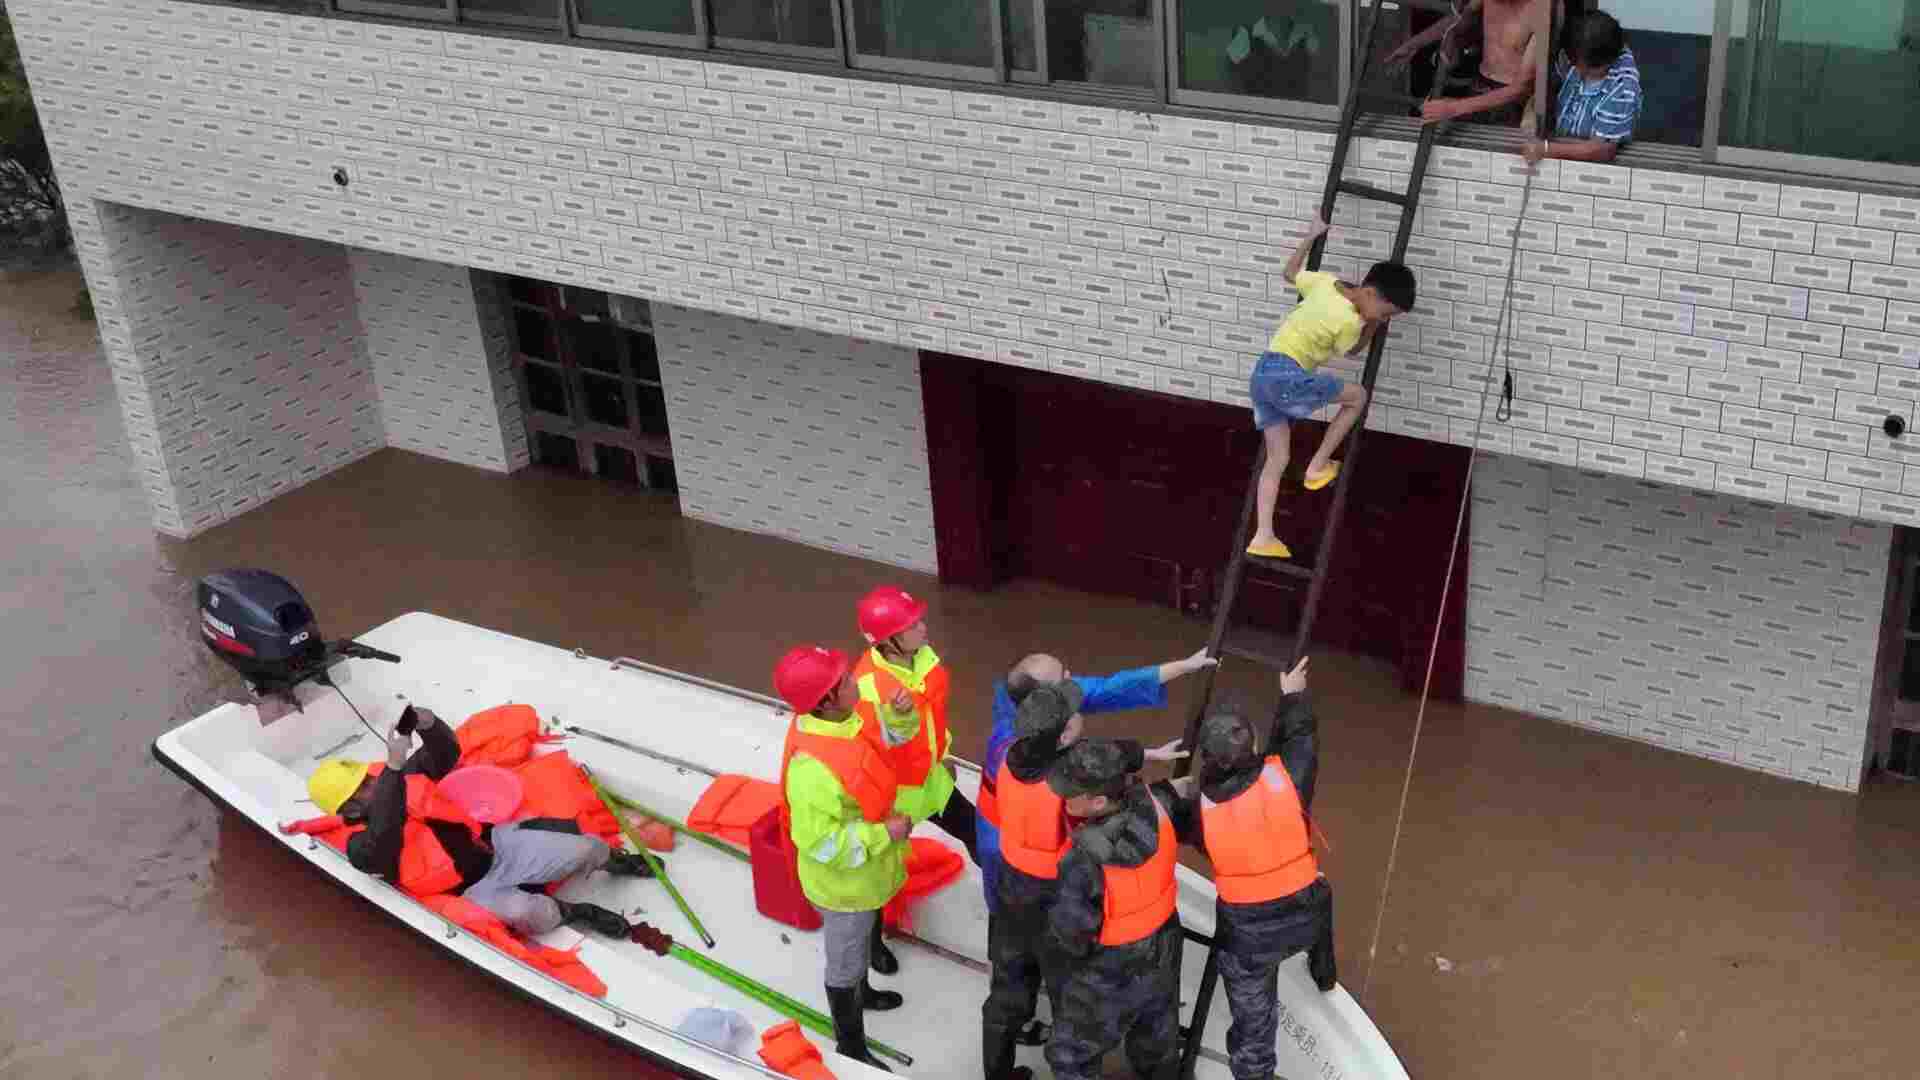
left=977, top=665, right=1167, bottom=910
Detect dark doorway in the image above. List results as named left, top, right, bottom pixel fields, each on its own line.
left=921, top=351, right=1473, bottom=698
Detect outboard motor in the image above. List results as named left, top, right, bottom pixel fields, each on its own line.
left=198, top=569, right=400, bottom=707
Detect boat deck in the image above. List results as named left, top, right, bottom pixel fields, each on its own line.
left=156, top=613, right=1405, bottom=1080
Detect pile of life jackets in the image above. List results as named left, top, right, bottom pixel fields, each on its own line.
left=282, top=704, right=623, bottom=996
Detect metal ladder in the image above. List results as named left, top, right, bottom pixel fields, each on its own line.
left=1172, top=1, right=1458, bottom=1074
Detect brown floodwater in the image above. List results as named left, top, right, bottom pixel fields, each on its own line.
left=3, top=260, right=1918, bottom=1079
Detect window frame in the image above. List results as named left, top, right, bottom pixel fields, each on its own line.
left=457, top=0, right=565, bottom=31
left=292, top=0, right=1920, bottom=193
left=1006, top=0, right=1167, bottom=96
left=841, top=0, right=1009, bottom=84
left=336, top=0, right=456, bottom=23
left=569, top=0, right=709, bottom=49
left=707, top=0, right=851, bottom=63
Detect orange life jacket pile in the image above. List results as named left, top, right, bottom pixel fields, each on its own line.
left=282, top=703, right=622, bottom=996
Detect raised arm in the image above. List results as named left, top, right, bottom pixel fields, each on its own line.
left=1283, top=214, right=1333, bottom=284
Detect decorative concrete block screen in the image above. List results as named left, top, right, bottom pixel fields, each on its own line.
left=652, top=304, right=937, bottom=574
left=1466, top=454, right=1890, bottom=791
left=18, top=0, right=1920, bottom=533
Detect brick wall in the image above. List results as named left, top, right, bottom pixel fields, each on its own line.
left=652, top=304, right=936, bottom=573
left=352, top=251, right=529, bottom=472
left=1465, top=454, right=1889, bottom=791
left=89, top=202, right=383, bottom=536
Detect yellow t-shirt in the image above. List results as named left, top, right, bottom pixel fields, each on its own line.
left=1266, top=271, right=1364, bottom=371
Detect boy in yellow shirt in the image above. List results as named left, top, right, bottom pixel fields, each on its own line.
left=1246, top=215, right=1417, bottom=559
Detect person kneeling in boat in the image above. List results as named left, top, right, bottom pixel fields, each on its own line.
left=853, top=586, right=979, bottom=870
left=1155, top=658, right=1336, bottom=1080
left=1044, top=737, right=1185, bottom=1080
left=984, top=684, right=1187, bottom=1080
left=775, top=645, right=912, bottom=1072
left=303, top=707, right=650, bottom=939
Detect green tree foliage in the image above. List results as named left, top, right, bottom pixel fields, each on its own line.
left=1, top=3, right=69, bottom=248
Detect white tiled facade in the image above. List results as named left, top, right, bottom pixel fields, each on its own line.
left=353, top=251, right=528, bottom=471
left=1466, top=455, right=1889, bottom=791
left=15, top=0, right=1920, bottom=788
left=653, top=304, right=937, bottom=574
left=89, top=201, right=384, bottom=536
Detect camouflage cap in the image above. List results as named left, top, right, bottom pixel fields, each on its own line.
left=1047, top=736, right=1136, bottom=799
left=1198, top=708, right=1259, bottom=774
left=1014, top=680, right=1085, bottom=739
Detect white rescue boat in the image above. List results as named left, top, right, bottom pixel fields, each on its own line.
left=155, top=612, right=1410, bottom=1080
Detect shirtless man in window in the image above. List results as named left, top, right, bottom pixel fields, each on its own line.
left=1387, top=0, right=1556, bottom=128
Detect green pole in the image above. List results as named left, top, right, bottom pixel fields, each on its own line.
left=585, top=772, right=716, bottom=949
left=600, top=790, right=750, bottom=864
left=632, top=925, right=914, bottom=1067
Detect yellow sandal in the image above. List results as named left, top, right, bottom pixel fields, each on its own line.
left=1303, top=461, right=1342, bottom=491
left=1245, top=539, right=1293, bottom=559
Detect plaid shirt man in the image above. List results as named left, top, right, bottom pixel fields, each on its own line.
left=1553, top=46, right=1642, bottom=144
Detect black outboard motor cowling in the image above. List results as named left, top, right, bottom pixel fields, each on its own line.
left=198, top=569, right=326, bottom=691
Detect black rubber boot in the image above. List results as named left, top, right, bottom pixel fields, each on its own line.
left=826, top=985, right=893, bottom=1072
left=1309, top=933, right=1338, bottom=992
left=558, top=900, right=631, bottom=938
left=604, top=850, right=655, bottom=878
left=862, top=977, right=903, bottom=1012
left=869, top=917, right=899, bottom=975
left=983, top=1024, right=1034, bottom=1080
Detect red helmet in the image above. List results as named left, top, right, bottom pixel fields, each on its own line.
left=857, top=586, right=928, bottom=641
left=773, top=645, right=851, bottom=715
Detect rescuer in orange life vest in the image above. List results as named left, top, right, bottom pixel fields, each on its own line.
left=1156, top=657, right=1337, bottom=1080
left=982, top=683, right=1188, bottom=1080
left=305, top=706, right=651, bottom=938
left=852, top=585, right=976, bottom=871
left=775, top=645, right=913, bottom=1073
left=1043, top=736, right=1187, bottom=1080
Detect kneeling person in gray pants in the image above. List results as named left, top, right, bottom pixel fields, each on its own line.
left=329, top=708, right=654, bottom=937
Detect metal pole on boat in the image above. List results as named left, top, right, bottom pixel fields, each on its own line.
left=632, top=924, right=914, bottom=1067
left=600, top=790, right=752, bottom=863
left=566, top=724, right=720, bottom=777
left=585, top=770, right=718, bottom=950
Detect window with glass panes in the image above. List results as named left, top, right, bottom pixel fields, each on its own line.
left=504, top=277, right=677, bottom=493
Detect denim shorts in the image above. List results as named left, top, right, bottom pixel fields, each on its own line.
left=1249, top=351, right=1344, bottom=430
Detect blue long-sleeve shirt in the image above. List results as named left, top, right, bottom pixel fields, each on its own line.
left=977, top=665, right=1168, bottom=910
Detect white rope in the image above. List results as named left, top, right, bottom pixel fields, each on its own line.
left=1357, top=158, right=1541, bottom=1001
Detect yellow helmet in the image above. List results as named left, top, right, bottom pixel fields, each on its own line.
left=308, top=759, right=371, bottom=814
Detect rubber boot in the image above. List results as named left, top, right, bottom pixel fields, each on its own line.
left=1309, top=933, right=1338, bottom=993
left=862, top=977, right=903, bottom=1012
left=558, top=900, right=631, bottom=938
left=825, top=985, right=893, bottom=1072
left=869, top=917, right=899, bottom=975
left=983, top=1024, right=1034, bottom=1080
left=604, top=850, right=656, bottom=878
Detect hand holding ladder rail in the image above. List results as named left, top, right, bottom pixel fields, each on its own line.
left=1168, top=0, right=1548, bottom=1073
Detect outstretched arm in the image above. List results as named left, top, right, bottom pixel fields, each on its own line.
left=1283, top=214, right=1333, bottom=284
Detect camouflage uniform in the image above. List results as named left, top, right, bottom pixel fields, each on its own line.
left=1157, top=691, right=1335, bottom=1080
left=984, top=687, right=1155, bottom=1080
left=1045, top=744, right=1184, bottom=1080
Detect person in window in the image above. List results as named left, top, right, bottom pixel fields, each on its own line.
left=1523, top=11, right=1641, bottom=164
left=1388, top=0, right=1555, bottom=129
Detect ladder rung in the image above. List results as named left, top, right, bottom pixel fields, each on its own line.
left=1247, top=558, right=1315, bottom=581
left=1336, top=179, right=1409, bottom=206
left=1220, top=629, right=1297, bottom=669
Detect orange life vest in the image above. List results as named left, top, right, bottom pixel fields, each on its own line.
left=852, top=652, right=952, bottom=787
left=977, top=774, right=1001, bottom=827
left=1097, top=795, right=1179, bottom=946
left=337, top=766, right=487, bottom=898
left=779, top=703, right=900, bottom=824
left=1198, top=756, right=1319, bottom=904
left=996, top=762, right=1070, bottom=880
